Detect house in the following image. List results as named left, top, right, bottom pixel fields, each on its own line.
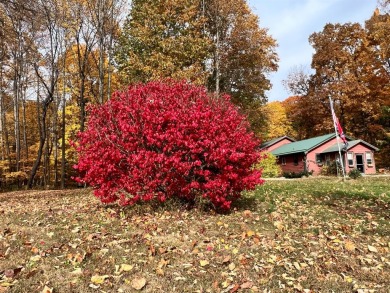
left=261, top=134, right=379, bottom=175
left=260, top=136, right=296, bottom=152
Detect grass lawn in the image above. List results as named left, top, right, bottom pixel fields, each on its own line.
left=0, top=177, right=389, bottom=292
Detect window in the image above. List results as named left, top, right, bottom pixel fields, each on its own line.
left=281, top=157, right=286, bottom=165
left=347, top=152, right=354, bottom=166
left=366, top=152, right=373, bottom=165
left=293, top=155, right=299, bottom=166
left=316, top=154, right=322, bottom=164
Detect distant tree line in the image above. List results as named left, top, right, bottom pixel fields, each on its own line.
left=0, top=0, right=278, bottom=189
left=264, top=5, right=390, bottom=168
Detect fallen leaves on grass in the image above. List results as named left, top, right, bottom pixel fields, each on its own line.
left=131, top=277, right=146, bottom=290
left=0, top=178, right=389, bottom=292
left=91, top=274, right=109, bottom=284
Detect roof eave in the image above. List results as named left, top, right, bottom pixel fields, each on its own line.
left=272, top=150, right=307, bottom=156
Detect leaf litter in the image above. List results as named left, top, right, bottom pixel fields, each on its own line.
left=0, top=177, right=389, bottom=292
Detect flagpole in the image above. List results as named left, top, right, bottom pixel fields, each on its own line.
left=329, top=97, right=346, bottom=179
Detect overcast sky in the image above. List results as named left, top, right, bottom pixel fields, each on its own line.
left=247, top=0, right=379, bottom=102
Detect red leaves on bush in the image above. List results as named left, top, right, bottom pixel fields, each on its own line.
left=74, top=81, right=263, bottom=211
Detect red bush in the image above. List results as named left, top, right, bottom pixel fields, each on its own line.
left=74, top=81, right=263, bottom=211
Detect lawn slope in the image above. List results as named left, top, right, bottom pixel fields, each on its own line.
left=0, top=177, right=389, bottom=292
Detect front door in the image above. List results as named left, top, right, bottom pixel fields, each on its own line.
left=356, top=154, right=364, bottom=173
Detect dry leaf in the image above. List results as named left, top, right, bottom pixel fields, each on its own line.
left=230, top=284, right=240, bottom=292
left=222, top=255, right=231, bottom=264
left=70, top=268, right=83, bottom=275
left=91, top=275, right=109, bottom=284
left=30, top=255, right=41, bottom=262
left=200, top=260, right=209, bottom=267
left=221, top=280, right=230, bottom=288
left=344, top=241, right=356, bottom=252
left=0, top=282, right=13, bottom=288
left=158, top=247, right=167, bottom=254
left=273, top=221, right=284, bottom=230
left=247, top=230, right=255, bottom=237
left=228, top=262, right=236, bottom=271
left=240, top=281, right=253, bottom=289
left=367, top=245, right=378, bottom=253
left=243, top=210, right=252, bottom=217
left=158, top=258, right=169, bottom=268
left=131, top=277, right=146, bottom=290
left=120, top=264, right=134, bottom=272
left=343, top=275, right=353, bottom=283
left=41, top=286, right=53, bottom=293
left=71, top=227, right=81, bottom=233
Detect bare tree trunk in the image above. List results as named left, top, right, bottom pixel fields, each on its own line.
left=53, top=96, right=58, bottom=187
left=80, top=78, right=86, bottom=132
left=0, top=55, right=11, bottom=167
left=97, top=0, right=105, bottom=104
left=75, top=36, right=90, bottom=133
left=28, top=89, right=52, bottom=188
left=60, top=43, right=67, bottom=189
left=106, top=0, right=114, bottom=101
left=22, top=81, right=28, bottom=161
left=1, top=97, right=11, bottom=167
left=28, top=0, right=62, bottom=188
left=61, top=92, right=66, bottom=189
left=29, top=80, right=41, bottom=187
left=0, top=95, right=3, bottom=162
left=43, top=135, right=49, bottom=187
left=13, top=63, right=21, bottom=172
left=14, top=19, right=24, bottom=173
left=0, top=59, right=4, bottom=162
left=215, top=26, right=220, bottom=96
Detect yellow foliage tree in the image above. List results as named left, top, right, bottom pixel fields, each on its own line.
left=262, top=101, right=294, bottom=140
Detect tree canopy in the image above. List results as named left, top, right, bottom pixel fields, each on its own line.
left=281, top=8, right=390, bottom=168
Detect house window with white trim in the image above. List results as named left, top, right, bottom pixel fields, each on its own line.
left=347, top=152, right=354, bottom=167
left=281, top=157, right=286, bottom=165
left=366, top=152, right=373, bottom=166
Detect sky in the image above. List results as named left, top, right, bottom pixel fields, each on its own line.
left=247, top=0, right=379, bottom=102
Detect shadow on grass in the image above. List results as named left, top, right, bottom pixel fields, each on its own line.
left=231, top=195, right=258, bottom=211
left=98, top=193, right=264, bottom=217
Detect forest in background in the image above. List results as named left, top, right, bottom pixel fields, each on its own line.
left=0, top=0, right=389, bottom=190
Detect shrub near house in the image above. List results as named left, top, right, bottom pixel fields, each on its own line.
left=255, top=152, right=282, bottom=178
left=74, top=81, right=263, bottom=211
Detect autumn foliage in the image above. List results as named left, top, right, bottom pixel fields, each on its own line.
left=74, top=81, right=263, bottom=210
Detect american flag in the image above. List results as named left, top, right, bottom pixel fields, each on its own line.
left=330, top=99, right=348, bottom=150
